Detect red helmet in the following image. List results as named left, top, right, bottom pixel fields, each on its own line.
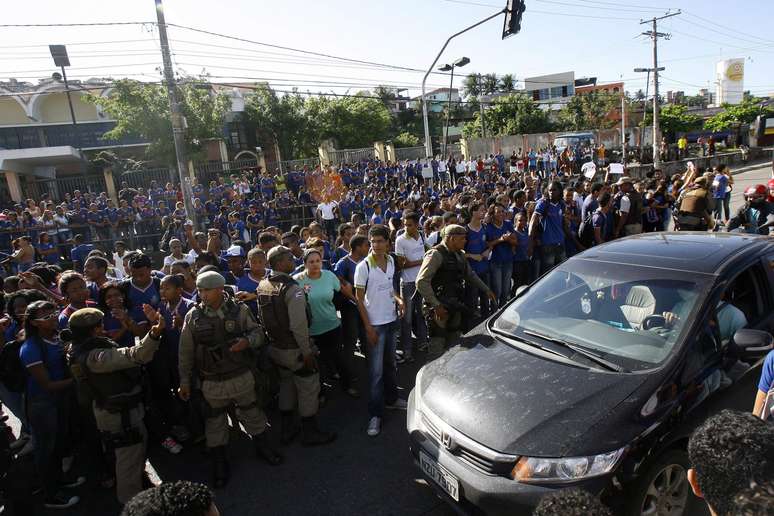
left=745, top=184, right=767, bottom=201
left=768, top=179, right=774, bottom=202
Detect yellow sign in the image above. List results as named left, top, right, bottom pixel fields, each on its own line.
left=726, top=61, right=744, bottom=82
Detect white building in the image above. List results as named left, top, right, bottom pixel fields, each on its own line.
left=715, top=58, right=745, bottom=105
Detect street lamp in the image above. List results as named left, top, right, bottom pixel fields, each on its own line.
left=49, top=44, right=79, bottom=148
left=439, top=56, right=470, bottom=158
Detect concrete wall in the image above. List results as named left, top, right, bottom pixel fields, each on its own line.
left=0, top=98, right=29, bottom=125
left=38, top=92, right=99, bottom=124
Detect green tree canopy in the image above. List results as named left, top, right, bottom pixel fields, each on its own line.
left=642, top=104, right=703, bottom=138
left=244, top=83, right=315, bottom=159
left=556, top=91, right=618, bottom=131
left=393, top=131, right=421, bottom=148
left=704, top=97, right=773, bottom=132
left=305, top=93, right=391, bottom=149
left=463, top=93, right=552, bottom=138
left=85, top=78, right=230, bottom=164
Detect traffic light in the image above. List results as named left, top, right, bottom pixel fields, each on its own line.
left=502, top=0, right=526, bottom=40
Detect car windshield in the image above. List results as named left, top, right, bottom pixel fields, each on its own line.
left=491, top=258, right=711, bottom=371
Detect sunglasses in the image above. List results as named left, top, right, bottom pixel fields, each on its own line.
left=33, top=311, right=60, bottom=321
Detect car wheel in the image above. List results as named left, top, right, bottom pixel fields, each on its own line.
left=625, top=449, right=692, bottom=516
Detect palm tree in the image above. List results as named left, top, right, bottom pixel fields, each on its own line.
left=499, top=74, right=516, bottom=93
left=462, top=73, right=480, bottom=99
left=482, top=73, right=499, bottom=95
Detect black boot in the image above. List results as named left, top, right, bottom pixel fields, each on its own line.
left=280, top=411, right=301, bottom=445
left=210, top=446, right=230, bottom=488
left=253, top=432, right=283, bottom=466
left=301, top=416, right=337, bottom=447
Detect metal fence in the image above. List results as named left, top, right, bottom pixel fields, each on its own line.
left=195, top=159, right=260, bottom=184
left=394, top=145, right=426, bottom=161
left=328, top=147, right=375, bottom=165
left=119, top=167, right=174, bottom=189
left=21, top=173, right=107, bottom=202
left=264, top=157, right=320, bottom=173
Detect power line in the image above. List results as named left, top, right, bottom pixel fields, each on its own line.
left=0, top=39, right=152, bottom=49
left=440, top=0, right=640, bottom=20
left=0, top=21, right=154, bottom=28
left=681, top=10, right=774, bottom=46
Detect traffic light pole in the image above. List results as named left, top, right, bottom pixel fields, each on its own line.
left=421, top=8, right=505, bottom=158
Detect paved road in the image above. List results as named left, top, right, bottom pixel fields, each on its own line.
left=729, top=159, right=773, bottom=214
left=13, top=160, right=773, bottom=516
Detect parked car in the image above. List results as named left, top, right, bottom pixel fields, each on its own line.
left=408, top=232, right=774, bottom=515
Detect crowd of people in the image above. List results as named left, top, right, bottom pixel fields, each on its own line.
left=0, top=148, right=771, bottom=514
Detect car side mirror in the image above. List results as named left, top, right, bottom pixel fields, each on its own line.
left=732, top=329, right=774, bottom=360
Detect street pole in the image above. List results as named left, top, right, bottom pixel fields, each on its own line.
left=478, top=74, right=487, bottom=139
left=641, top=10, right=680, bottom=169
left=443, top=66, right=455, bottom=159
left=421, top=8, right=505, bottom=158
left=621, top=93, right=626, bottom=167
left=641, top=69, right=650, bottom=163
left=154, top=0, right=196, bottom=228
left=60, top=66, right=79, bottom=148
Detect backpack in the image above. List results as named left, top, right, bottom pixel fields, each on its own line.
left=577, top=210, right=597, bottom=248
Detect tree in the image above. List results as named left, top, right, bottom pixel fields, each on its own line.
left=463, top=93, right=552, bottom=138
left=499, top=74, right=516, bottom=93
left=643, top=104, right=703, bottom=138
left=704, top=97, right=773, bottom=132
left=556, top=91, right=618, bottom=131
left=481, top=73, right=499, bottom=95
left=244, top=83, right=316, bottom=160
left=393, top=131, right=420, bottom=148
left=305, top=93, right=391, bottom=149
left=461, top=73, right=481, bottom=99
left=86, top=78, right=231, bottom=164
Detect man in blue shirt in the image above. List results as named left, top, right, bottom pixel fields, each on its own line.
left=581, top=183, right=603, bottom=221
left=485, top=204, right=517, bottom=308
left=70, top=234, right=95, bottom=273
left=529, top=181, right=567, bottom=276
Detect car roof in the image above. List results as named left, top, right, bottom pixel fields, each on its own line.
left=580, top=232, right=773, bottom=275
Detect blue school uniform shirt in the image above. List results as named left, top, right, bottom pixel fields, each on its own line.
left=103, top=314, right=136, bottom=348
left=333, top=255, right=360, bottom=285
left=535, top=199, right=566, bottom=247
left=20, top=336, right=66, bottom=399
left=485, top=221, right=515, bottom=263
left=159, top=297, right=195, bottom=354
left=465, top=224, right=489, bottom=274
left=127, top=279, right=161, bottom=324
left=513, top=229, right=529, bottom=262
left=236, top=273, right=266, bottom=315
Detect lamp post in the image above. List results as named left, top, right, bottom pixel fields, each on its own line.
left=634, top=66, right=663, bottom=164
left=49, top=45, right=79, bottom=148
left=438, top=56, right=470, bottom=159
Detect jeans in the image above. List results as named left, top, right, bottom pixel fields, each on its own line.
left=489, top=261, right=513, bottom=308
left=27, top=393, right=70, bottom=497
left=540, top=244, right=566, bottom=276
left=399, top=281, right=427, bottom=358
left=366, top=322, right=398, bottom=418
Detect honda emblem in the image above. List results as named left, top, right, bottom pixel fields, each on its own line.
left=441, top=431, right=453, bottom=450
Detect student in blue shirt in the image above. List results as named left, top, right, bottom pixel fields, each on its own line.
left=123, top=254, right=161, bottom=329
left=36, top=233, right=60, bottom=265
left=512, top=212, right=531, bottom=290
left=20, top=300, right=82, bottom=509
left=485, top=203, right=517, bottom=307
left=530, top=181, right=567, bottom=276
left=464, top=202, right=492, bottom=325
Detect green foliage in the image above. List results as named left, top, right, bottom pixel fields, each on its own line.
left=85, top=78, right=230, bottom=165
left=704, top=98, right=773, bottom=132
left=462, top=73, right=480, bottom=99
left=556, top=92, right=618, bottom=131
left=643, top=104, right=703, bottom=137
left=244, top=83, right=315, bottom=159
left=393, top=131, right=421, bottom=148
left=305, top=93, right=391, bottom=149
left=463, top=93, right=552, bottom=138
left=499, top=74, right=516, bottom=93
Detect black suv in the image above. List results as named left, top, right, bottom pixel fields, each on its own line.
left=408, top=233, right=774, bottom=515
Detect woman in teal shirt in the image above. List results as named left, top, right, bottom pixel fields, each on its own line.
left=294, top=248, right=358, bottom=397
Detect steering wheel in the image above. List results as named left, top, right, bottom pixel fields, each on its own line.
left=641, top=314, right=667, bottom=331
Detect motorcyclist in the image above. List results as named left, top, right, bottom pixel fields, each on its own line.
left=726, top=184, right=774, bottom=235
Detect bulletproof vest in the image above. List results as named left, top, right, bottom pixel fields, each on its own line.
left=680, top=189, right=709, bottom=215
left=190, top=298, right=253, bottom=378
left=615, top=191, right=643, bottom=225
left=430, top=245, right=466, bottom=306
left=71, top=337, right=143, bottom=412
left=257, top=273, right=300, bottom=350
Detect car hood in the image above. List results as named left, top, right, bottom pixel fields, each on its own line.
left=418, top=331, right=649, bottom=457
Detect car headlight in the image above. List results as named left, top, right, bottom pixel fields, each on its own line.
left=511, top=447, right=625, bottom=484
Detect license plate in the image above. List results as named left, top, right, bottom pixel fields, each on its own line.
left=420, top=451, right=460, bottom=501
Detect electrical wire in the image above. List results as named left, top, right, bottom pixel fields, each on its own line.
left=0, top=22, right=154, bottom=28
left=439, top=0, right=640, bottom=20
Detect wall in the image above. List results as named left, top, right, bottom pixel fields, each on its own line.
left=0, top=98, right=29, bottom=125
left=38, top=92, right=100, bottom=124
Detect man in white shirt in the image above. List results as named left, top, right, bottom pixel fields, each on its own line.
left=354, top=225, right=405, bottom=437
left=316, top=199, right=339, bottom=241
left=395, top=212, right=428, bottom=364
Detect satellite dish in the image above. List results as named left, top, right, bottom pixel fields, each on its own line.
left=52, top=72, right=62, bottom=81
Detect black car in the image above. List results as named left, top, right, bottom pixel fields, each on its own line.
left=408, top=233, right=774, bottom=515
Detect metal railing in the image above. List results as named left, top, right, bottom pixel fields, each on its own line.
left=21, top=174, right=108, bottom=202
left=328, top=147, right=375, bottom=165
left=394, top=146, right=427, bottom=161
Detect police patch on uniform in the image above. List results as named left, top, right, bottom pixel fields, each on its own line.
left=225, top=320, right=237, bottom=332
left=295, top=291, right=304, bottom=298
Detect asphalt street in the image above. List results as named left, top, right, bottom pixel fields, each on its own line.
left=10, top=159, right=773, bottom=516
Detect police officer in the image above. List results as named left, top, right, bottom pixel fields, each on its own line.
left=677, top=176, right=714, bottom=231
left=67, top=307, right=164, bottom=505
left=258, top=246, right=336, bottom=446
left=178, top=270, right=281, bottom=489
left=416, top=225, right=496, bottom=360
left=613, top=177, right=643, bottom=238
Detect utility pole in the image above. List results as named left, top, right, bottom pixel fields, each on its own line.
left=621, top=93, right=626, bottom=167
left=154, top=0, right=196, bottom=228
left=478, top=73, right=487, bottom=139
left=640, top=10, right=680, bottom=169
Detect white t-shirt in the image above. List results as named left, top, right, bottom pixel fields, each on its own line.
left=426, top=231, right=441, bottom=247
left=438, top=161, right=447, bottom=173
left=353, top=254, right=397, bottom=326
left=164, top=253, right=194, bottom=269
left=318, top=202, right=338, bottom=220
left=395, top=232, right=426, bottom=283
left=581, top=161, right=597, bottom=179
left=619, top=195, right=631, bottom=214
left=421, top=163, right=433, bottom=179
left=456, top=162, right=466, bottom=174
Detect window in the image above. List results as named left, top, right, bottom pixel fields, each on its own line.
left=613, top=87, right=620, bottom=93
left=561, top=86, right=568, bottom=97
left=532, top=90, right=540, bottom=101
left=551, top=86, right=563, bottom=98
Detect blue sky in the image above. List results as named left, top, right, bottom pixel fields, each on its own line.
left=1, top=0, right=772, bottom=99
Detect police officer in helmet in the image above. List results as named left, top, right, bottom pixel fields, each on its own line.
left=178, top=270, right=281, bottom=489
left=258, top=246, right=336, bottom=446
left=416, top=225, right=496, bottom=361
left=66, top=307, right=164, bottom=504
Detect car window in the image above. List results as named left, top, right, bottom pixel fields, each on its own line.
left=492, top=259, right=712, bottom=371
left=726, top=264, right=767, bottom=325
